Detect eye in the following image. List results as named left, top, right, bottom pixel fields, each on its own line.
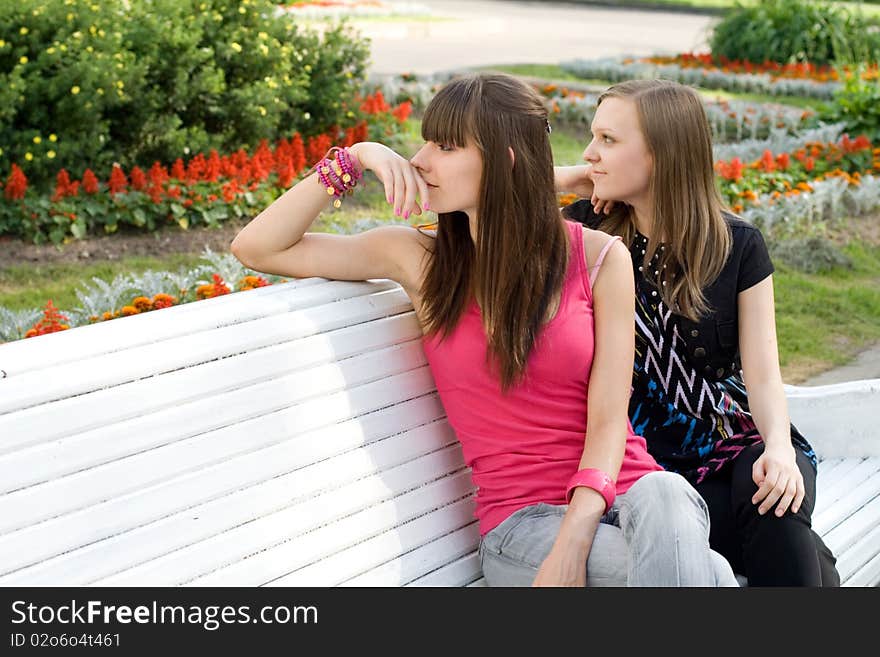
left=602, top=135, right=614, bottom=144
left=437, top=143, right=454, bottom=152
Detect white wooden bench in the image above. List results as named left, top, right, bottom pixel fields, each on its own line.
left=0, top=279, right=877, bottom=587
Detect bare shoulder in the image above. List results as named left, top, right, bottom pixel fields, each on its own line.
left=580, top=226, right=628, bottom=270
left=362, top=224, right=434, bottom=287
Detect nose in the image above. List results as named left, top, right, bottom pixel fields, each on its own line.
left=410, top=144, right=430, bottom=171
left=583, top=138, right=598, bottom=164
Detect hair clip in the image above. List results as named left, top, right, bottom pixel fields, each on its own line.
left=545, top=119, right=552, bottom=134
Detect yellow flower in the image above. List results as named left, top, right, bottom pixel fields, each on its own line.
left=67, top=13, right=74, bottom=21
left=86, top=46, right=93, bottom=53
left=97, top=88, right=104, bottom=95
left=20, top=27, right=28, bottom=35
left=259, top=106, right=267, bottom=116
left=259, top=44, right=268, bottom=56
left=89, top=25, right=97, bottom=35
left=116, top=80, right=124, bottom=89
left=231, top=42, right=242, bottom=53
left=33, top=136, right=41, bottom=144
left=0, top=40, right=6, bottom=48
left=25, top=152, right=33, bottom=161
left=239, top=6, right=246, bottom=13
left=71, top=86, right=80, bottom=94
left=19, top=56, right=28, bottom=64
left=47, top=47, right=56, bottom=54
left=0, top=148, right=4, bottom=156
left=47, top=150, right=56, bottom=159
left=98, top=29, right=105, bottom=37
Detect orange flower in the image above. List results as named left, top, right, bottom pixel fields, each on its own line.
left=152, top=293, right=177, bottom=309
left=132, top=296, right=153, bottom=312
left=120, top=305, right=139, bottom=316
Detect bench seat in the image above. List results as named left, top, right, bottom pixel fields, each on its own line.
left=0, top=279, right=877, bottom=587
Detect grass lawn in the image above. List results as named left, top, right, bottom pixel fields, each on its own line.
left=775, top=241, right=880, bottom=381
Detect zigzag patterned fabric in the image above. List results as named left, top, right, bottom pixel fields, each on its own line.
left=625, top=236, right=816, bottom=484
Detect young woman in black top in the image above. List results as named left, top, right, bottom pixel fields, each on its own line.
left=556, top=79, right=839, bottom=586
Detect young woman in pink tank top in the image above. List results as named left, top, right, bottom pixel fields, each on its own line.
left=231, top=73, right=736, bottom=587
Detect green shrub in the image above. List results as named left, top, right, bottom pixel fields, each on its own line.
left=0, top=0, right=369, bottom=189
left=768, top=236, right=852, bottom=274
left=709, top=0, right=880, bottom=66
left=820, top=68, right=880, bottom=141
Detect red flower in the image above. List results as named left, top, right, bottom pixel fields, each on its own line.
left=82, top=169, right=100, bottom=194
left=108, top=164, right=128, bottom=195
left=4, top=164, right=28, bottom=200
left=170, top=158, right=186, bottom=181
left=805, top=157, right=815, bottom=172
left=130, top=166, right=147, bottom=191
left=52, top=169, right=76, bottom=202
left=24, top=300, right=70, bottom=338
left=289, top=133, right=306, bottom=174
left=149, top=162, right=169, bottom=185
left=776, top=152, right=790, bottom=170
left=392, top=100, right=413, bottom=123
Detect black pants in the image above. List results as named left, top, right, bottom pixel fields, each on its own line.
left=695, top=443, right=840, bottom=586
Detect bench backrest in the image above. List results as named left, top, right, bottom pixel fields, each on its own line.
left=0, top=279, right=877, bottom=586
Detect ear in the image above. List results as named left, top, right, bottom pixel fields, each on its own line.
left=508, top=146, right=515, bottom=168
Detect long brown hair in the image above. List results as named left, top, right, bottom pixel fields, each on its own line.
left=595, top=79, right=731, bottom=321
left=419, top=73, right=569, bottom=391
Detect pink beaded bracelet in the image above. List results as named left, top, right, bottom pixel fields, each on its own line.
left=313, top=146, right=363, bottom=208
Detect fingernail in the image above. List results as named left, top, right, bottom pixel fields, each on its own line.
left=424, top=202, right=430, bottom=210
left=404, top=211, right=410, bottom=219
left=395, top=208, right=400, bottom=216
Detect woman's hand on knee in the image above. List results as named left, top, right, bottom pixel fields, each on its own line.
left=350, top=142, right=429, bottom=218
left=751, top=444, right=806, bottom=517
left=532, top=543, right=588, bottom=587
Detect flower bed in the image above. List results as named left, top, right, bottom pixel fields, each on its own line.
left=560, top=56, right=845, bottom=99
left=0, top=91, right=412, bottom=245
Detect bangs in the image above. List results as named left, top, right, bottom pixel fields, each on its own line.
left=421, top=76, right=479, bottom=148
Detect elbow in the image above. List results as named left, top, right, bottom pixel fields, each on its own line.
left=230, top=235, right=256, bottom=271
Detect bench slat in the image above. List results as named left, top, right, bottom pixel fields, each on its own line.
left=0, top=313, right=421, bottom=451
left=0, top=414, right=456, bottom=583
left=836, top=522, right=880, bottom=585
left=405, top=550, right=483, bottom=587
left=0, top=285, right=411, bottom=414
left=90, top=450, right=470, bottom=586
left=813, top=468, right=880, bottom=539
left=343, top=524, right=480, bottom=587
left=268, top=498, right=477, bottom=586
left=813, top=458, right=880, bottom=518
left=0, top=340, right=429, bottom=493
left=183, top=469, right=475, bottom=587
left=0, top=279, right=391, bottom=377
left=821, top=494, right=880, bottom=560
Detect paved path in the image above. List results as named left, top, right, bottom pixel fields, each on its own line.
left=364, top=0, right=715, bottom=74
left=800, top=344, right=880, bottom=386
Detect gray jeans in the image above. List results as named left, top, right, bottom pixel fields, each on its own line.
left=479, top=470, right=738, bottom=587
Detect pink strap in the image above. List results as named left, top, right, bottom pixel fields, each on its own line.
left=588, top=235, right=622, bottom=288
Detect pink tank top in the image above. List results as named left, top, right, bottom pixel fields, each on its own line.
left=422, top=220, right=662, bottom=535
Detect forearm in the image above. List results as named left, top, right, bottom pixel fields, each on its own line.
left=231, top=144, right=365, bottom=264
left=554, top=165, right=593, bottom=194
left=559, top=419, right=628, bottom=540
left=745, top=378, right=793, bottom=449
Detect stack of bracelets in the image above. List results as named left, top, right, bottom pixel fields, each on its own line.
left=314, top=146, right=363, bottom=208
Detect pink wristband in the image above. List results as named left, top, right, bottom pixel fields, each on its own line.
left=565, top=468, right=615, bottom=513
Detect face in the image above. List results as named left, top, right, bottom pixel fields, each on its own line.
left=583, top=97, right=653, bottom=206
left=410, top=139, right=483, bottom=218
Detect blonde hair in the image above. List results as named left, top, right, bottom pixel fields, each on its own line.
left=595, top=79, right=731, bottom=320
